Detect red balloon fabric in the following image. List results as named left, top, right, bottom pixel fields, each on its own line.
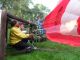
left=43, top=0, right=80, bottom=47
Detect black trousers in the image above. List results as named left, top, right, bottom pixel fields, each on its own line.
left=12, top=38, right=33, bottom=50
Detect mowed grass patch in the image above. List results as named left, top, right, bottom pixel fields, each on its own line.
left=6, top=40, right=80, bottom=60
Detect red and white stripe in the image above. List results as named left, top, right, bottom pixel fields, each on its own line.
left=43, top=0, right=80, bottom=46
left=61, top=0, right=80, bottom=35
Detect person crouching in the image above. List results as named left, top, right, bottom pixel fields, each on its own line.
left=10, top=20, right=34, bottom=52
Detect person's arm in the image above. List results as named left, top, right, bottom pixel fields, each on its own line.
left=12, top=28, right=30, bottom=38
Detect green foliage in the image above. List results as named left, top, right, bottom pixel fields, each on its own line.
left=0, top=0, right=50, bottom=21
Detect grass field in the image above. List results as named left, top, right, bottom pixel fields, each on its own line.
left=6, top=40, right=80, bottom=60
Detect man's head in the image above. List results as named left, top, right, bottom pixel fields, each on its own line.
left=11, top=20, right=19, bottom=27
left=19, top=22, right=24, bottom=30
left=36, top=16, right=41, bottom=20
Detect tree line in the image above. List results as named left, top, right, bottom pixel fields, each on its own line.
left=0, top=0, right=50, bottom=21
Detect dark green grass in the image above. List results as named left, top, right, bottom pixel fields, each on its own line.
left=6, top=40, right=80, bottom=60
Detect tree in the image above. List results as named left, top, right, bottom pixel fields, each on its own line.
left=0, top=0, right=32, bottom=18
left=0, top=0, right=50, bottom=21
left=30, top=4, right=50, bottom=20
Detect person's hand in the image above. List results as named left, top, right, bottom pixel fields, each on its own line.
left=29, top=33, right=34, bottom=38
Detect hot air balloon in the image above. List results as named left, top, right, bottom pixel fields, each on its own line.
left=43, top=0, right=80, bottom=46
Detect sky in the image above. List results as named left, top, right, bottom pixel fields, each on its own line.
left=31, top=0, right=59, bottom=11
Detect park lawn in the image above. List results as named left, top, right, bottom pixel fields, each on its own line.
left=6, top=40, right=80, bottom=60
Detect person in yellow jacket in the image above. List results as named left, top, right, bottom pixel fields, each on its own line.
left=10, top=20, right=34, bottom=51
